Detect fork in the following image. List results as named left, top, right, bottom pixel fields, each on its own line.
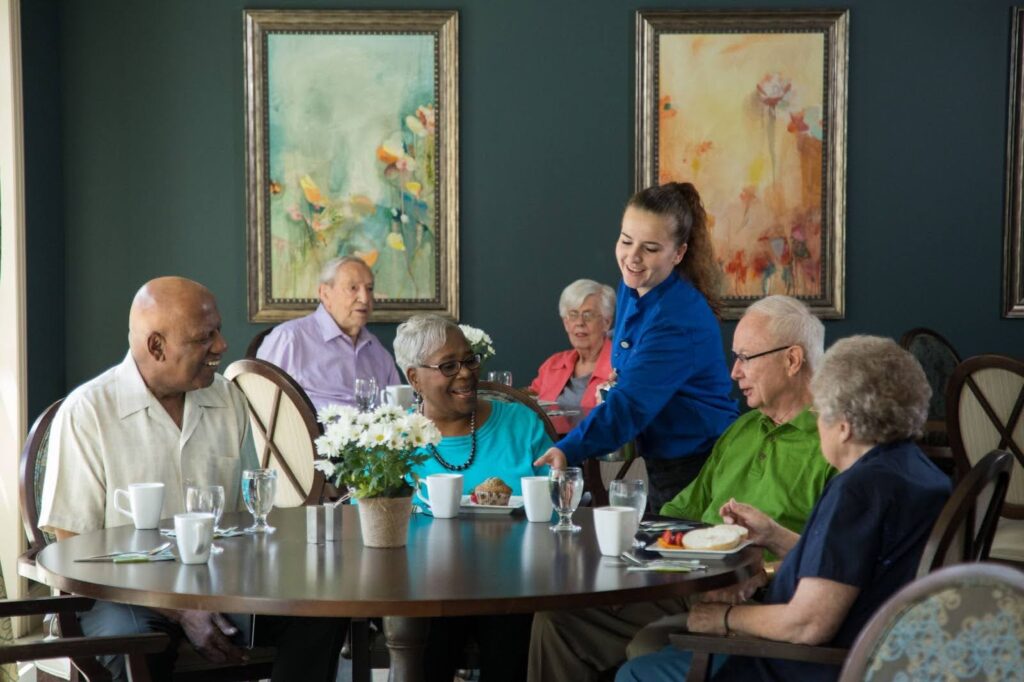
left=77, top=541, right=172, bottom=562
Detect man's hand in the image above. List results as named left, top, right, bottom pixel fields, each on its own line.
left=687, top=602, right=731, bottom=636
left=175, top=611, right=247, bottom=663
left=534, top=447, right=567, bottom=469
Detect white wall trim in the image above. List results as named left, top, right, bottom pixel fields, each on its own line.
left=0, top=0, right=29, bottom=627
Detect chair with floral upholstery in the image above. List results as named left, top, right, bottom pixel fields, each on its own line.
left=838, top=562, right=1024, bottom=682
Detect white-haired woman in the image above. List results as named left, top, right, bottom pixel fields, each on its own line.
left=618, top=336, right=952, bottom=682
left=394, top=314, right=549, bottom=682
left=529, top=279, right=616, bottom=411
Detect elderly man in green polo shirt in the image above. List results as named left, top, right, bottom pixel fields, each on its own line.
left=527, top=295, right=836, bottom=682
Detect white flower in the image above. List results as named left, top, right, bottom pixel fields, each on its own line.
left=376, top=405, right=406, bottom=422
left=357, top=423, right=391, bottom=449
left=317, top=403, right=358, bottom=426
left=459, top=324, right=497, bottom=362
left=314, top=459, right=337, bottom=476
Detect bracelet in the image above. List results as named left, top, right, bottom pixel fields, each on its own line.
left=763, top=564, right=777, bottom=580
left=723, top=605, right=735, bottom=636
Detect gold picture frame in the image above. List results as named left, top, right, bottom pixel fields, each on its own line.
left=244, top=10, right=459, bottom=323
left=1004, top=7, right=1024, bottom=317
left=636, top=9, right=848, bottom=319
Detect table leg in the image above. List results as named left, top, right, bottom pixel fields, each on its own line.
left=383, top=616, right=429, bottom=682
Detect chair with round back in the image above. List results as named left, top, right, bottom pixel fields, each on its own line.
left=899, top=327, right=961, bottom=444
left=837, top=563, right=1024, bottom=682
left=946, top=354, right=1024, bottom=565
left=224, top=358, right=327, bottom=508
left=244, top=325, right=277, bottom=359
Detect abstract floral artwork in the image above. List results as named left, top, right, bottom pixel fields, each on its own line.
left=636, top=10, right=848, bottom=318
left=245, top=10, right=459, bottom=322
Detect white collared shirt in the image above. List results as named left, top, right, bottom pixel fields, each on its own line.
left=39, top=352, right=250, bottom=534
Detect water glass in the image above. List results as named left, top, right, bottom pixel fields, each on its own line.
left=608, top=479, right=647, bottom=547
left=486, top=370, right=513, bottom=386
left=186, top=484, right=226, bottom=553
left=242, top=469, right=277, bottom=534
left=548, top=467, right=584, bottom=533
left=354, top=378, right=379, bottom=412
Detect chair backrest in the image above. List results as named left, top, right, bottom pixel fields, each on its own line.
left=838, top=562, right=1024, bottom=682
left=245, top=325, right=277, bottom=359
left=915, top=449, right=1013, bottom=577
left=899, top=327, right=961, bottom=428
left=946, top=354, right=1024, bottom=519
left=224, top=359, right=326, bottom=508
left=19, top=398, right=64, bottom=563
left=477, top=381, right=558, bottom=441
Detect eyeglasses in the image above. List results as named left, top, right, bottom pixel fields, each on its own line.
left=731, top=345, right=792, bottom=364
left=565, top=310, right=601, bottom=323
left=419, top=353, right=483, bottom=377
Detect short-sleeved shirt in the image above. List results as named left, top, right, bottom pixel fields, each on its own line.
left=411, top=401, right=553, bottom=495
left=557, top=276, right=737, bottom=465
left=660, top=408, right=835, bottom=544
left=715, top=440, right=952, bottom=682
left=39, top=353, right=251, bottom=534
left=257, top=304, right=401, bottom=411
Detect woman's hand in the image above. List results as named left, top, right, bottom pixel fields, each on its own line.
left=534, top=447, right=567, bottom=469
left=687, top=602, right=730, bottom=636
left=720, top=498, right=799, bottom=557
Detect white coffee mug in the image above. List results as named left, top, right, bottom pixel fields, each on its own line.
left=521, top=476, right=554, bottom=522
left=174, top=512, right=216, bottom=564
left=113, top=482, right=165, bottom=530
left=415, top=473, right=463, bottom=519
left=593, top=506, right=637, bottom=556
left=381, top=384, right=415, bottom=410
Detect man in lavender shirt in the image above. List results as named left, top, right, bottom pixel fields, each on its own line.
left=257, top=256, right=401, bottom=410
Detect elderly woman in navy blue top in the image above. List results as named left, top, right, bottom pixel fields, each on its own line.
left=616, top=336, right=952, bottom=682
left=535, top=182, right=737, bottom=509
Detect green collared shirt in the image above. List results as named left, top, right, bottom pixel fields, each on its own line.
left=660, top=407, right=836, bottom=540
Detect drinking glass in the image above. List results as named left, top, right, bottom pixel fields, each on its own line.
left=242, top=469, right=277, bottom=534
left=608, top=479, right=648, bottom=547
left=354, top=378, right=379, bottom=412
left=186, top=484, right=226, bottom=553
left=548, top=467, right=584, bottom=533
left=486, top=370, right=513, bottom=386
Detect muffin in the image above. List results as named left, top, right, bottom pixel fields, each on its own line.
left=472, top=477, right=513, bottom=506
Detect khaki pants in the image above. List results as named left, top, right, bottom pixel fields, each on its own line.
left=527, top=598, right=691, bottom=682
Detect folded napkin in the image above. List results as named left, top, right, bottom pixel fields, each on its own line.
left=626, top=561, right=706, bottom=573
left=76, top=548, right=177, bottom=563
left=160, top=526, right=252, bottom=539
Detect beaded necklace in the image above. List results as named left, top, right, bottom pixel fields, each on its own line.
left=428, top=411, right=477, bottom=471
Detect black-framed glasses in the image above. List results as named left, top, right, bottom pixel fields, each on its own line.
left=419, top=353, right=483, bottom=377
left=731, top=345, right=792, bottom=364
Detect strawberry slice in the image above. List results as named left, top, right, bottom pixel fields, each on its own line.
left=470, top=492, right=478, bottom=504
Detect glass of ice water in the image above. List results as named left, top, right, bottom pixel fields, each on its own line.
left=242, top=469, right=277, bottom=534
left=608, top=479, right=648, bottom=547
left=354, top=378, right=379, bottom=412
left=486, top=370, right=513, bottom=386
left=548, top=467, right=584, bottom=533
left=186, top=484, right=226, bottom=552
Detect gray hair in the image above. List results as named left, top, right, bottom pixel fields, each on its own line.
left=744, top=295, right=825, bottom=372
left=319, top=256, right=372, bottom=286
left=558, top=279, right=616, bottom=322
left=393, top=314, right=461, bottom=381
left=811, top=335, right=931, bottom=444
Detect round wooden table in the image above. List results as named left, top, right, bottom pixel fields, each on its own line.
left=34, top=506, right=760, bottom=681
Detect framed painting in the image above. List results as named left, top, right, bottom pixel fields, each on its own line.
left=244, top=10, right=459, bottom=323
left=1004, top=7, right=1024, bottom=317
left=636, top=10, right=849, bottom=319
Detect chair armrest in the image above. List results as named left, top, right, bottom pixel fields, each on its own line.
left=0, top=595, right=96, bottom=618
left=0, top=632, right=170, bottom=664
left=669, top=632, right=848, bottom=665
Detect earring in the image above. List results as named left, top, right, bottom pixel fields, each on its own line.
left=413, top=391, right=423, bottom=414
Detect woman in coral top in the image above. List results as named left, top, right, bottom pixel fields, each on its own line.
left=528, top=279, right=616, bottom=411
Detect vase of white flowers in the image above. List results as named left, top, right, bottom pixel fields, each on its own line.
left=314, top=404, right=441, bottom=547
left=459, top=324, right=496, bottom=364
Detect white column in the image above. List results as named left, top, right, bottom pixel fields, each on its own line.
left=0, top=0, right=29, bottom=625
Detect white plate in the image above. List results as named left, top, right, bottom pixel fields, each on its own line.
left=460, top=495, right=524, bottom=515
left=645, top=540, right=753, bottom=559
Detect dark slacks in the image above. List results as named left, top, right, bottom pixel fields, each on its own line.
left=424, top=613, right=533, bottom=682
left=643, top=451, right=712, bottom=512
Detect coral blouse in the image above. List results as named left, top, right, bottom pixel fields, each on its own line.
left=528, top=338, right=613, bottom=410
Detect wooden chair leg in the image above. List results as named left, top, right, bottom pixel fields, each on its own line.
left=349, top=618, right=371, bottom=682
left=686, top=651, right=713, bottom=682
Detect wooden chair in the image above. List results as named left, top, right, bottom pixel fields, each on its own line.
left=0, top=596, right=169, bottom=682
left=666, top=449, right=1014, bottom=681
left=837, top=563, right=1024, bottom=682
left=946, top=354, right=1024, bottom=564
left=899, top=327, right=961, bottom=445
left=243, top=325, right=276, bottom=359
left=19, top=400, right=276, bottom=682
left=224, top=358, right=327, bottom=508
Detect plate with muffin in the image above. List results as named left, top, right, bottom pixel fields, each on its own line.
left=461, top=477, right=524, bottom=514
left=646, top=524, right=752, bottom=559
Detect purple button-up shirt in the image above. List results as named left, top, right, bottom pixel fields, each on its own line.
left=256, top=304, right=401, bottom=411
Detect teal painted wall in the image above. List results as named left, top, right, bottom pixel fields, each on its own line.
left=21, top=0, right=1024, bottom=409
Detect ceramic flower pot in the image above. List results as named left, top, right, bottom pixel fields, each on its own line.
left=357, top=495, right=413, bottom=548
